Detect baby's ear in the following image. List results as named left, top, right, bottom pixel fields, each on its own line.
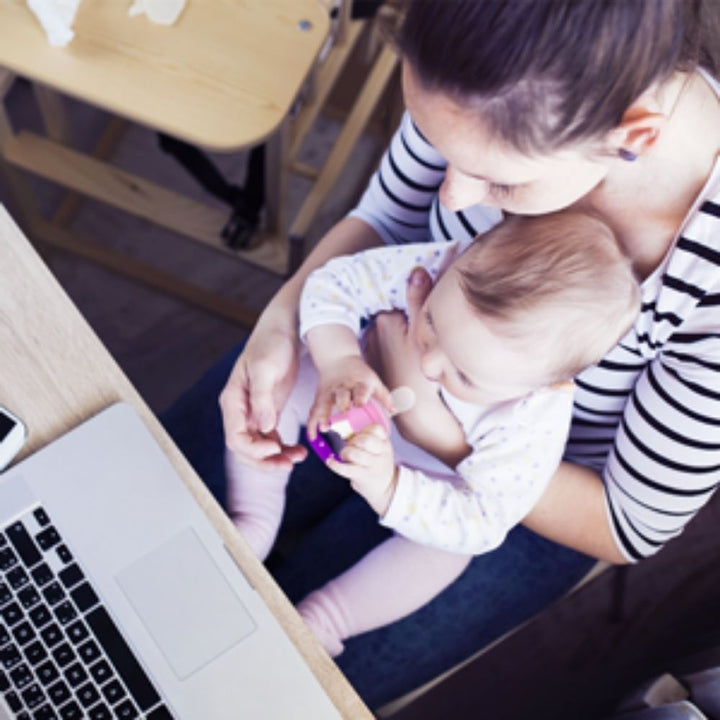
left=406, top=267, right=433, bottom=321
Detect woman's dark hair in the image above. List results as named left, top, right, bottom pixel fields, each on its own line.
left=397, top=0, right=720, bottom=153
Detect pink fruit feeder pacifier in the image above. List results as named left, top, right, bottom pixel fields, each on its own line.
left=307, top=387, right=416, bottom=463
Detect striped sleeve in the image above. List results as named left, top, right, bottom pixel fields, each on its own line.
left=349, top=112, right=446, bottom=245
left=603, top=302, right=720, bottom=561
left=567, top=197, right=720, bottom=562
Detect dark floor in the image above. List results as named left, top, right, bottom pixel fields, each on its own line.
left=3, top=78, right=720, bottom=720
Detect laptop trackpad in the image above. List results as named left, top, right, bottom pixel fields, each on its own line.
left=116, top=527, right=256, bottom=679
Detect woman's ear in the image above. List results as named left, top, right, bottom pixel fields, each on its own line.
left=606, top=103, right=667, bottom=159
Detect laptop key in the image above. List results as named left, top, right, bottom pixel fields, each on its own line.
left=56, top=546, right=72, bottom=565
left=58, top=565, right=83, bottom=590
left=42, top=583, right=65, bottom=607
left=30, top=564, right=54, bottom=588
left=46, top=678, right=71, bottom=706
left=86, top=607, right=160, bottom=712
left=5, top=689, right=22, bottom=711
left=65, top=620, right=89, bottom=645
left=100, top=679, right=125, bottom=705
left=78, top=639, right=101, bottom=666
left=18, top=586, right=41, bottom=610
left=76, top=680, right=100, bottom=708
left=12, top=620, right=36, bottom=646
left=29, top=605, right=53, bottom=630
left=58, top=699, right=83, bottom=720
left=146, top=705, right=174, bottom=720
left=32, top=706, right=57, bottom=720
left=0, top=623, right=9, bottom=645
left=6, top=522, right=42, bottom=568
left=7, top=566, right=30, bottom=591
left=0, top=643, right=21, bottom=669
left=33, top=509, right=51, bottom=528
left=21, top=681, right=45, bottom=708
left=88, top=702, right=113, bottom=720
left=35, top=659, right=59, bottom=685
left=70, top=583, right=98, bottom=613
left=113, top=698, right=138, bottom=719
left=0, top=547, right=18, bottom=571
left=0, top=668, right=8, bottom=691
left=35, top=527, right=61, bottom=552
left=7, top=566, right=30, bottom=590
left=32, top=706, right=56, bottom=720
left=25, top=640, right=48, bottom=666
left=88, top=658, right=112, bottom=684
left=0, top=582, right=12, bottom=605
left=10, top=661, right=33, bottom=689
left=0, top=602, right=22, bottom=626
left=51, top=642, right=75, bottom=668
left=53, top=602, right=77, bottom=626
left=40, top=623, right=63, bottom=648
left=63, top=661, right=87, bottom=688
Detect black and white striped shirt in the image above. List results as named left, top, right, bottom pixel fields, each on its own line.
left=349, top=99, right=720, bottom=562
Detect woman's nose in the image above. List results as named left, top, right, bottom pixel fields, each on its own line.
left=439, top=167, right=487, bottom=212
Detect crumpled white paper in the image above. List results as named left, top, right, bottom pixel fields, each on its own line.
left=128, top=0, right=186, bottom=26
left=27, top=0, right=82, bottom=47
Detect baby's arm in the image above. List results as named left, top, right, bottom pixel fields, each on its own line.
left=300, top=240, right=463, bottom=437
left=381, top=388, right=576, bottom=554
left=304, top=323, right=393, bottom=438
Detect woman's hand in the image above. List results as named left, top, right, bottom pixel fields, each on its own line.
left=219, top=320, right=308, bottom=472
left=364, top=268, right=471, bottom=468
left=219, top=217, right=385, bottom=473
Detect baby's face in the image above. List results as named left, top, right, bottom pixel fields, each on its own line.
left=412, top=266, right=555, bottom=405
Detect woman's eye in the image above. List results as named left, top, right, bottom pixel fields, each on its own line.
left=489, top=182, right=514, bottom=198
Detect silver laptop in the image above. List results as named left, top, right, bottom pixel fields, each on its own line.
left=0, top=402, right=342, bottom=720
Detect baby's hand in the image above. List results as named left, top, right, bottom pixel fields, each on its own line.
left=328, top=424, right=397, bottom=516
left=308, top=356, right=394, bottom=438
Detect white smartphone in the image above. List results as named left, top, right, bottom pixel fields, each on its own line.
left=0, top=405, right=27, bottom=471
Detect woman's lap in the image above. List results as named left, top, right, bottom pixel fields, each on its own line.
left=160, top=342, right=595, bottom=710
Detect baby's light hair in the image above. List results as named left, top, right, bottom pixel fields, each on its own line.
left=456, top=211, right=640, bottom=382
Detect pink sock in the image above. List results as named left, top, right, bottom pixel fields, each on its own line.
left=225, top=449, right=289, bottom=560
left=297, top=535, right=471, bottom=656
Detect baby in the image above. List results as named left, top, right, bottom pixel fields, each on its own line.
left=226, top=210, right=640, bottom=655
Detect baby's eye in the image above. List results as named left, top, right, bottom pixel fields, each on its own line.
left=456, top=369, right=474, bottom=387
left=488, top=182, right=515, bottom=198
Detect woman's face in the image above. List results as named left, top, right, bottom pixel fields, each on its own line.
left=402, top=63, right=612, bottom=215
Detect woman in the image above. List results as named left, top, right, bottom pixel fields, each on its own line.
left=163, top=0, right=720, bottom=708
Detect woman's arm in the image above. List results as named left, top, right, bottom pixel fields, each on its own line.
left=522, top=462, right=628, bottom=564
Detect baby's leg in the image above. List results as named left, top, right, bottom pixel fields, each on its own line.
left=226, top=355, right=318, bottom=560
left=297, top=535, right=471, bottom=656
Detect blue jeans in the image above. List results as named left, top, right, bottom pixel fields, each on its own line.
left=161, top=342, right=595, bottom=710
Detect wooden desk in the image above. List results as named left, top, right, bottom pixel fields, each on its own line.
left=0, top=0, right=331, bottom=325
left=0, top=204, right=372, bottom=719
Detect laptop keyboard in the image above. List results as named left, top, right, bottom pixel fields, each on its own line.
left=0, top=507, right=174, bottom=719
